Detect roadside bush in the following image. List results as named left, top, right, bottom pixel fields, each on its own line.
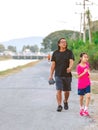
left=73, top=42, right=98, bottom=70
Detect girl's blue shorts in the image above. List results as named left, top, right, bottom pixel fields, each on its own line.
left=78, top=85, right=91, bottom=95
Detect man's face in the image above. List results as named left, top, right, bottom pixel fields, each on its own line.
left=59, top=39, right=67, bottom=48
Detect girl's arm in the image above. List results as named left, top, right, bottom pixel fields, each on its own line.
left=77, top=69, right=88, bottom=78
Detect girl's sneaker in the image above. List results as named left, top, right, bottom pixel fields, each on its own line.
left=80, top=109, right=84, bottom=116
left=82, top=110, right=89, bottom=116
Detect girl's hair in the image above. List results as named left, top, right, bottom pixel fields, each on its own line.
left=57, top=38, right=68, bottom=50
left=78, top=52, right=87, bottom=64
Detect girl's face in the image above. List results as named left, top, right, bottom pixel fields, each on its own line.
left=81, top=54, right=89, bottom=63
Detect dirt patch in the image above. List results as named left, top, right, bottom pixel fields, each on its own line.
left=90, top=72, right=98, bottom=94
left=90, top=72, right=98, bottom=125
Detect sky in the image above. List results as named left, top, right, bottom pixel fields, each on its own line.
left=0, top=0, right=98, bottom=43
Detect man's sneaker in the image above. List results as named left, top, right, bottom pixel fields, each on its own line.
left=63, top=102, right=68, bottom=110
left=57, top=105, right=63, bottom=112
left=80, top=109, right=84, bottom=116
left=82, top=110, right=89, bottom=116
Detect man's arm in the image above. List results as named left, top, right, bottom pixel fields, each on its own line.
left=49, top=61, right=55, bottom=80
left=67, top=59, right=74, bottom=73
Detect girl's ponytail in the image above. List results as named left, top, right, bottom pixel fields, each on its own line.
left=78, top=52, right=87, bottom=64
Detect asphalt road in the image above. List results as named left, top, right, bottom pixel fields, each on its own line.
left=0, top=60, right=97, bottom=130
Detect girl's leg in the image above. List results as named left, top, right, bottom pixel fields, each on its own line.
left=79, top=95, right=84, bottom=116
left=82, top=93, right=91, bottom=116
left=80, top=95, right=84, bottom=108
left=84, top=93, right=91, bottom=110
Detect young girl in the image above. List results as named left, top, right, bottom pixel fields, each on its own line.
left=76, top=53, right=91, bottom=116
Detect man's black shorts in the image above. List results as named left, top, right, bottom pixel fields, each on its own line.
left=55, top=76, right=72, bottom=91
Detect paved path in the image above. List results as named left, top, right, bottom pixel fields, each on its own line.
left=0, top=60, right=97, bottom=130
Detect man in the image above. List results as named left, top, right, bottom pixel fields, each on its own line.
left=49, top=38, right=74, bottom=112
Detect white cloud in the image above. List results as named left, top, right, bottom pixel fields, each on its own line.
left=0, top=0, right=98, bottom=42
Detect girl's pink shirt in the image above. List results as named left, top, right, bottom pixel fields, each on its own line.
left=76, top=63, right=91, bottom=89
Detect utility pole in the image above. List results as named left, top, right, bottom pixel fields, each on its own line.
left=76, top=0, right=93, bottom=43
left=75, top=12, right=83, bottom=40
left=86, top=7, right=92, bottom=43
left=80, top=13, right=83, bottom=40
left=83, top=0, right=86, bottom=43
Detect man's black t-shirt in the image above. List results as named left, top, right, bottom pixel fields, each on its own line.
left=51, top=49, right=74, bottom=77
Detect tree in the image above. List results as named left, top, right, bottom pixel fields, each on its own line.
left=22, top=45, right=27, bottom=52
left=7, top=45, right=16, bottom=52
left=22, top=45, right=39, bottom=52
left=0, top=44, right=5, bottom=52
left=41, top=30, right=80, bottom=51
left=30, top=45, right=39, bottom=52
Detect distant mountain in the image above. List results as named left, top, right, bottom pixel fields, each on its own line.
left=1, top=36, right=44, bottom=52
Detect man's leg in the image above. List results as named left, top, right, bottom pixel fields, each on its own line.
left=56, top=90, right=62, bottom=105
left=56, top=90, right=63, bottom=112
left=63, top=91, right=70, bottom=110
left=64, top=91, right=70, bottom=103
